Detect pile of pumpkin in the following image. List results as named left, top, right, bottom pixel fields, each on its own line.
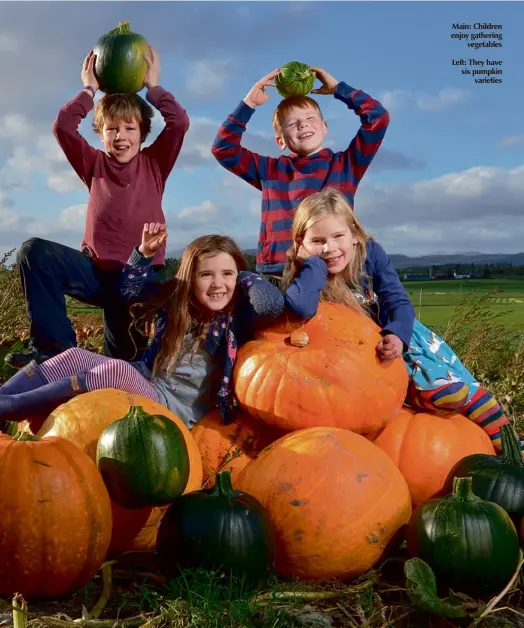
left=1, top=302, right=523, bottom=601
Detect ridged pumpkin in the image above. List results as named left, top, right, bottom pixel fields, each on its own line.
left=93, top=21, right=150, bottom=94
left=233, top=302, right=408, bottom=433
left=96, top=406, right=190, bottom=508
left=407, top=476, right=520, bottom=596
left=37, top=389, right=203, bottom=553
left=275, top=61, right=316, bottom=98
left=192, top=408, right=281, bottom=486
left=374, top=408, right=495, bottom=506
left=236, top=427, right=412, bottom=580
left=0, top=434, right=112, bottom=599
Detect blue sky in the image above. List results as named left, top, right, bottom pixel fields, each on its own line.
left=0, top=1, right=522, bottom=259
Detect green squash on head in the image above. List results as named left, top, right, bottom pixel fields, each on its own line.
left=445, top=424, right=524, bottom=524
left=156, top=470, right=274, bottom=583
left=94, top=21, right=150, bottom=94
left=96, top=405, right=190, bottom=509
left=407, top=476, right=520, bottom=597
left=276, top=61, right=316, bottom=98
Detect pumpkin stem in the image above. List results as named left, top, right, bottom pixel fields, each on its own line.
left=210, top=470, right=239, bottom=500
left=289, top=330, right=309, bottom=348
left=500, top=424, right=524, bottom=466
left=13, top=432, right=37, bottom=442
left=452, top=476, right=478, bottom=501
left=109, top=21, right=132, bottom=35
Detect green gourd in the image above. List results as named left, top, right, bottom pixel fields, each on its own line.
left=275, top=61, right=316, bottom=98
left=407, top=476, right=520, bottom=596
left=96, top=405, right=190, bottom=508
left=94, top=21, right=150, bottom=94
left=156, top=470, right=274, bottom=582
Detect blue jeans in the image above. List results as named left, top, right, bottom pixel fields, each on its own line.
left=17, top=238, right=155, bottom=361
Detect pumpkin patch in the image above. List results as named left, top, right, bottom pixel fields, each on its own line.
left=233, top=302, right=408, bottom=434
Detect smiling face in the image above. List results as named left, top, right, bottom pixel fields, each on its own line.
left=276, top=104, right=328, bottom=156
left=193, top=252, right=239, bottom=312
left=302, top=215, right=358, bottom=274
left=101, top=117, right=142, bottom=163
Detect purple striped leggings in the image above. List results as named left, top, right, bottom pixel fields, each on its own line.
left=39, top=347, right=161, bottom=402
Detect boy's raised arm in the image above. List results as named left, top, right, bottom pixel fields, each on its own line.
left=141, top=47, right=190, bottom=181
left=211, top=70, right=279, bottom=190
left=52, top=51, right=99, bottom=186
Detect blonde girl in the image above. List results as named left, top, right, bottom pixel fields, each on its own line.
left=282, top=188, right=517, bottom=453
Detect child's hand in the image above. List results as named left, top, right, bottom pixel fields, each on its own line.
left=144, top=46, right=160, bottom=89
left=310, top=67, right=339, bottom=95
left=81, top=51, right=99, bottom=93
left=139, top=223, right=167, bottom=258
left=296, top=243, right=314, bottom=264
left=244, top=70, right=279, bottom=108
left=376, top=334, right=403, bottom=362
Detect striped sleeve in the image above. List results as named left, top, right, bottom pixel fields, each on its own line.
left=211, top=101, right=273, bottom=191
left=334, top=82, right=390, bottom=183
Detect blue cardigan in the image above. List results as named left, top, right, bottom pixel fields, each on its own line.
left=284, top=240, right=415, bottom=348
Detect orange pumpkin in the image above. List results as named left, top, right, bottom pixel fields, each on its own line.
left=0, top=435, right=112, bottom=599
left=233, top=302, right=408, bottom=433
left=236, top=427, right=412, bottom=580
left=37, top=389, right=203, bottom=553
left=192, top=408, right=281, bottom=486
left=373, top=408, right=495, bottom=506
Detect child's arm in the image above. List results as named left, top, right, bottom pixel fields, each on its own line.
left=52, top=51, right=99, bottom=186
left=312, top=67, right=390, bottom=184
left=211, top=70, right=279, bottom=190
left=140, top=47, right=190, bottom=182
left=118, top=223, right=167, bottom=302
left=284, top=256, right=328, bottom=320
left=368, top=241, right=415, bottom=350
left=237, top=271, right=285, bottom=320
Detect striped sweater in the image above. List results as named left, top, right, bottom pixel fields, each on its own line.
left=212, top=82, right=390, bottom=274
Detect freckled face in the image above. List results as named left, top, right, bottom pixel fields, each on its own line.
left=276, top=105, right=328, bottom=156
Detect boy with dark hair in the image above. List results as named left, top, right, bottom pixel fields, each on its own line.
left=212, top=67, right=389, bottom=276
left=7, top=47, right=190, bottom=369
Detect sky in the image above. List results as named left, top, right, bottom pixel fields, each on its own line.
left=0, top=1, right=522, bottom=260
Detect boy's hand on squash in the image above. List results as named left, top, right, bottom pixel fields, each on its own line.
left=139, top=222, right=167, bottom=258
left=243, top=69, right=279, bottom=108
left=81, top=50, right=99, bottom=92
left=144, top=46, right=160, bottom=89
left=376, top=334, right=403, bottom=362
left=310, top=67, right=339, bottom=95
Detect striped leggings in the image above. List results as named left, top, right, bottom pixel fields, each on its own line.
left=39, top=347, right=161, bottom=402
left=406, top=380, right=515, bottom=453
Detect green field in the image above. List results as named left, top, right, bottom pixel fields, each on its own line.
left=403, top=277, right=524, bottom=334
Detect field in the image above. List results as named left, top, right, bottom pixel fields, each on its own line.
left=403, top=277, right=524, bottom=335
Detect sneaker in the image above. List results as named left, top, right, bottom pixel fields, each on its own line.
left=4, top=350, right=51, bottom=370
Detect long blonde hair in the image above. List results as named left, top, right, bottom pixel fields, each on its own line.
left=133, top=235, right=247, bottom=375
left=281, top=188, right=372, bottom=313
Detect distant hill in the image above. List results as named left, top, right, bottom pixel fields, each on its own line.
left=167, top=248, right=524, bottom=270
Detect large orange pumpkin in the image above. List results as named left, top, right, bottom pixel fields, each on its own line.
left=192, top=408, right=281, bottom=486
left=373, top=408, right=495, bottom=506
left=0, top=435, right=112, bottom=599
left=233, top=302, right=408, bottom=433
left=236, top=427, right=412, bottom=580
left=37, top=389, right=203, bottom=553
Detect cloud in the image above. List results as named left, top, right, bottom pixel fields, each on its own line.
left=0, top=33, right=19, bottom=53
left=186, top=59, right=238, bottom=98
left=498, top=136, right=524, bottom=149
left=379, top=87, right=470, bottom=113
left=176, top=200, right=218, bottom=226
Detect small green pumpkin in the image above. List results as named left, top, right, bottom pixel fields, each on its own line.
left=275, top=61, right=316, bottom=99
left=445, top=424, right=524, bottom=523
left=156, top=470, right=274, bottom=582
left=94, top=21, right=150, bottom=94
left=96, top=405, right=190, bottom=509
left=407, top=476, right=520, bottom=596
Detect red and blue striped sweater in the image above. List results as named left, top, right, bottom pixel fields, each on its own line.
left=212, top=81, right=390, bottom=274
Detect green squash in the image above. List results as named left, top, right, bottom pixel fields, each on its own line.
left=0, top=420, right=19, bottom=437
left=275, top=61, right=316, bottom=99
left=96, top=405, right=189, bottom=509
left=93, top=21, right=150, bottom=94
left=156, top=470, right=274, bottom=582
left=407, top=476, right=520, bottom=596
left=445, top=424, right=524, bottom=523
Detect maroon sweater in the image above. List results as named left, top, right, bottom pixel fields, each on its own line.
left=53, top=86, right=190, bottom=268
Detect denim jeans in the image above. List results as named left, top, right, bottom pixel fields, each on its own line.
left=16, top=237, right=156, bottom=361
